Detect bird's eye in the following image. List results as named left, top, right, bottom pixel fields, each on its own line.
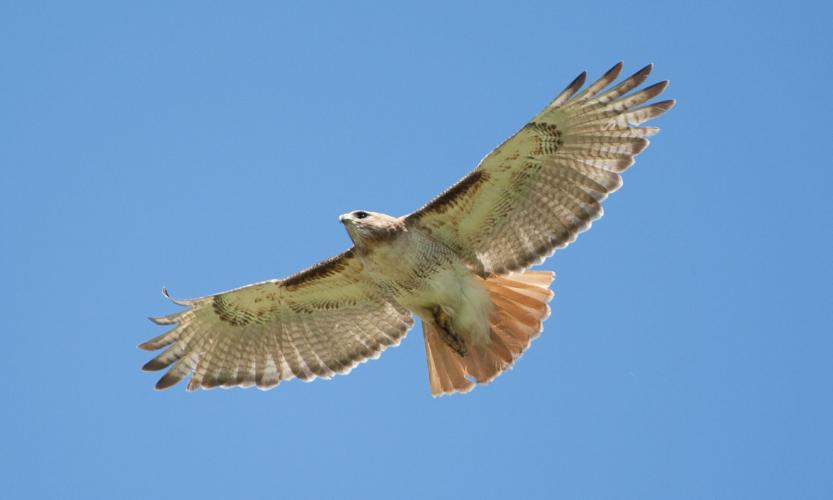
left=354, top=211, right=369, bottom=219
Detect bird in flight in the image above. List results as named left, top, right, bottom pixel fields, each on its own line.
left=140, top=62, right=674, bottom=396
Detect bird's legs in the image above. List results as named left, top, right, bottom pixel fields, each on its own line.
left=430, top=306, right=467, bottom=357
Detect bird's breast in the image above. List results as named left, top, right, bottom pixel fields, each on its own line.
left=360, top=229, right=492, bottom=345
left=360, top=229, right=461, bottom=300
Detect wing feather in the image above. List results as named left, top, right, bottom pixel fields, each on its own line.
left=406, top=62, right=674, bottom=274
left=141, top=249, right=414, bottom=390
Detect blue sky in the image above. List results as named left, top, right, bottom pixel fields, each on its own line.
left=2, top=1, right=831, bottom=498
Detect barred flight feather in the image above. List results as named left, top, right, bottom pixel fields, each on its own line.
left=406, top=62, right=674, bottom=274
left=141, top=251, right=413, bottom=391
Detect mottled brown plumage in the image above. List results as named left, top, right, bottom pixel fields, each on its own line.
left=141, top=62, right=674, bottom=396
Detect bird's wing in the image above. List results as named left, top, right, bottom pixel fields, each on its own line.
left=140, top=248, right=414, bottom=390
left=405, top=62, right=674, bottom=275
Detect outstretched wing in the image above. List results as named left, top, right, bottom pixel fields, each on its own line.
left=406, top=62, right=675, bottom=275
left=140, top=249, right=414, bottom=390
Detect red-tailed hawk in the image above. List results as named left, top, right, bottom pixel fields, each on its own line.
left=140, top=62, right=674, bottom=396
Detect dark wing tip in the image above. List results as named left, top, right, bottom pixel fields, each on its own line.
left=154, top=371, right=184, bottom=390
left=137, top=340, right=156, bottom=351
left=142, top=357, right=168, bottom=372
left=632, top=137, right=650, bottom=154
left=549, top=70, right=588, bottom=108
left=647, top=80, right=670, bottom=94
left=570, top=70, right=588, bottom=91
left=656, top=99, right=677, bottom=111
left=607, top=61, right=624, bottom=76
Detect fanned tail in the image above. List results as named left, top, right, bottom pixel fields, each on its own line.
left=423, top=270, right=555, bottom=397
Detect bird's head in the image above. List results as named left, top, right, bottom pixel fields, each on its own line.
left=339, top=210, right=404, bottom=249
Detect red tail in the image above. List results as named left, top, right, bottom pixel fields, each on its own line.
left=422, top=270, right=555, bottom=397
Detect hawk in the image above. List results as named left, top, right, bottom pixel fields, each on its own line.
left=140, top=62, right=674, bottom=396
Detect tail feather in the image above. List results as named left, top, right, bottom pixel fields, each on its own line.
left=422, top=270, right=555, bottom=397
left=424, top=328, right=475, bottom=395
left=490, top=292, right=546, bottom=323
left=488, top=275, right=554, bottom=301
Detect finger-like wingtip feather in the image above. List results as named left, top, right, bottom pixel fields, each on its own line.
left=627, top=63, right=654, bottom=88
left=138, top=340, right=156, bottom=351
left=142, top=357, right=168, bottom=372
left=646, top=80, right=670, bottom=97
left=550, top=70, right=587, bottom=108
left=154, top=367, right=186, bottom=390
left=655, top=99, right=677, bottom=113
left=154, top=376, right=177, bottom=391
left=625, top=63, right=655, bottom=91
left=599, top=61, right=625, bottom=87
left=584, top=61, right=624, bottom=98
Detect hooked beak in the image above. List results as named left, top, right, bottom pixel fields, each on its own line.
left=339, top=213, right=350, bottom=224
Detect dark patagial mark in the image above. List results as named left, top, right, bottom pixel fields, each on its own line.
left=281, top=249, right=356, bottom=290
left=410, top=170, right=491, bottom=218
